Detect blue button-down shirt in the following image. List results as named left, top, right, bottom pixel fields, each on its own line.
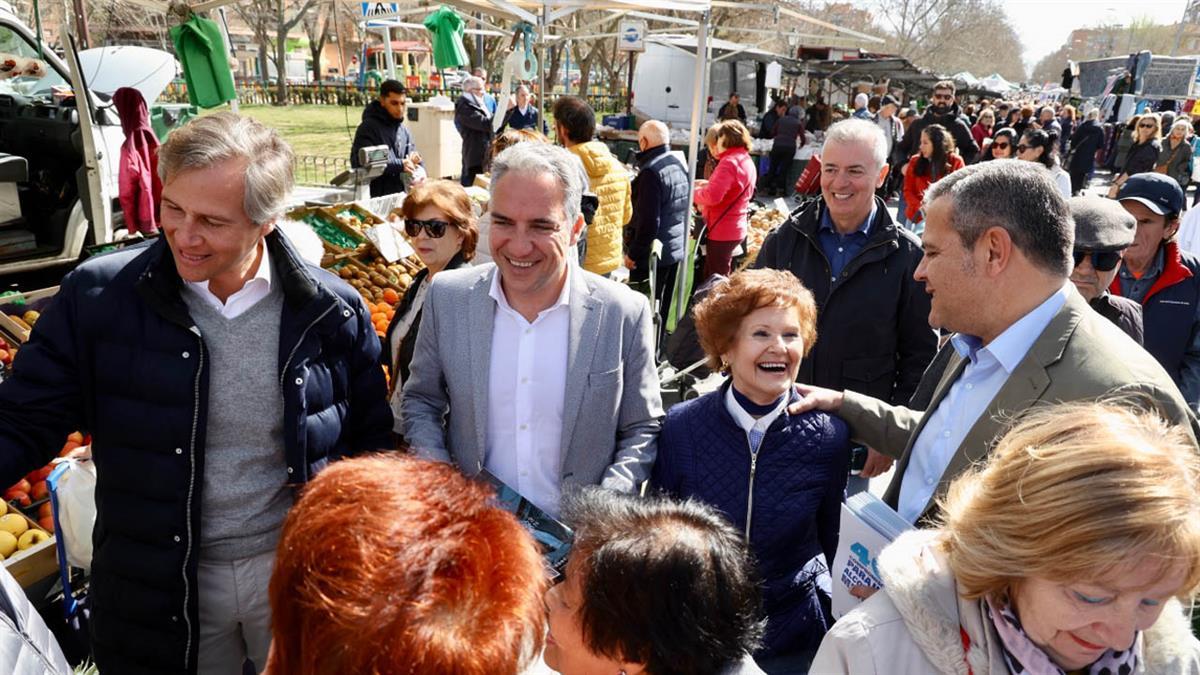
left=1118, top=247, right=1164, bottom=304
left=897, top=284, right=1070, bottom=523
left=817, top=203, right=876, bottom=283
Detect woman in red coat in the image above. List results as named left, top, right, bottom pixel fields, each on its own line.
left=694, top=119, right=757, bottom=280
left=903, top=123, right=964, bottom=231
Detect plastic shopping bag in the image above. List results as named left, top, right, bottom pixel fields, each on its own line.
left=47, top=457, right=96, bottom=571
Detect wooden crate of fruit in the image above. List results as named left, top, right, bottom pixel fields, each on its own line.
left=0, top=504, right=55, bottom=588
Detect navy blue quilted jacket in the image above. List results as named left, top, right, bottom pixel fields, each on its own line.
left=650, top=382, right=850, bottom=660
left=0, top=230, right=392, bottom=675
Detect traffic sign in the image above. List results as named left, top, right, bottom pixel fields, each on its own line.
left=618, top=19, right=647, bottom=53
left=361, top=2, right=399, bottom=27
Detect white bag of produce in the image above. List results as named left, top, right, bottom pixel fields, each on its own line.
left=47, top=456, right=96, bottom=571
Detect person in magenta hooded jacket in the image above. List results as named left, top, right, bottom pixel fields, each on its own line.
left=695, top=119, right=757, bottom=280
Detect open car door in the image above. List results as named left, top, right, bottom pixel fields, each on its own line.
left=62, top=32, right=111, bottom=243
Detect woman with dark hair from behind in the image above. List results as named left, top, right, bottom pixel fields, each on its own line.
left=544, top=488, right=767, bottom=675
left=903, top=123, right=964, bottom=228
left=265, top=454, right=549, bottom=675
left=1017, top=128, right=1072, bottom=198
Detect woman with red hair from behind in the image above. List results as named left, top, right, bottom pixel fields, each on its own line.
left=264, top=454, right=549, bottom=674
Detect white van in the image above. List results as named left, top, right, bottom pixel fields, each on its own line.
left=631, top=35, right=772, bottom=128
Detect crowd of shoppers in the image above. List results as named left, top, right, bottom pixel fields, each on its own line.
left=6, top=71, right=1200, bottom=675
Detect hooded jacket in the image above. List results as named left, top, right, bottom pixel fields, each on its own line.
left=896, top=102, right=980, bottom=165
left=350, top=100, right=421, bottom=197
left=114, top=87, right=161, bottom=235
left=567, top=141, right=632, bottom=276
left=812, top=530, right=1200, bottom=674
left=0, top=230, right=393, bottom=674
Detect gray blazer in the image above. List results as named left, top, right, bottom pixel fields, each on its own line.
left=840, top=288, right=1200, bottom=522
left=400, top=264, right=663, bottom=494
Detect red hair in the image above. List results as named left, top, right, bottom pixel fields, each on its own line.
left=266, top=454, right=548, bottom=675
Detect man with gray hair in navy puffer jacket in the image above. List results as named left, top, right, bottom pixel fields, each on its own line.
left=0, top=112, right=392, bottom=675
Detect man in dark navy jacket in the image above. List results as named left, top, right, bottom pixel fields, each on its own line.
left=755, top=118, right=937, bottom=492
left=1113, top=173, right=1200, bottom=412
left=349, top=79, right=424, bottom=196
left=0, top=114, right=392, bottom=675
left=626, top=120, right=688, bottom=327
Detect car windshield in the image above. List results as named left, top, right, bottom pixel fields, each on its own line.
left=0, top=25, right=67, bottom=99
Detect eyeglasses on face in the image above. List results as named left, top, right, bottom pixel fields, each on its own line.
left=992, top=142, right=1010, bottom=150
left=1139, top=123, right=1157, bottom=129
left=1016, top=144, right=1031, bottom=152
left=1072, top=249, right=1122, bottom=272
left=404, top=218, right=452, bottom=239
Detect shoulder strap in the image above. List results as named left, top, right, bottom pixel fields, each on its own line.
left=960, top=626, right=974, bottom=675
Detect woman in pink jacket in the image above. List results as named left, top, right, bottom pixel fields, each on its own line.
left=694, top=119, right=757, bottom=280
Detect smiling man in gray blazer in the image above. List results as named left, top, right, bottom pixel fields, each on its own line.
left=401, top=143, right=662, bottom=517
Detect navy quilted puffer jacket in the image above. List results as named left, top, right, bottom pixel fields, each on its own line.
left=0, top=230, right=392, bottom=674
left=650, top=381, right=850, bottom=660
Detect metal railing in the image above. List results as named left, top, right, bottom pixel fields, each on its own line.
left=161, top=80, right=629, bottom=114
left=293, top=155, right=350, bottom=187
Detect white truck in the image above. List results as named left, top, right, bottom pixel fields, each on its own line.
left=0, top=1, right=157, bottom=275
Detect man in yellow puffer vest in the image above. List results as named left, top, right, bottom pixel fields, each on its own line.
left=553, top=96, right=633, bottom=276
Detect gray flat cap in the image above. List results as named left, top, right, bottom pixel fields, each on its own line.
left=1068, top=196, right=1136, bottom=250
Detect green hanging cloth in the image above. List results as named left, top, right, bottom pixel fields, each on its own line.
left=423, top=5, right=469, bottom=71
left=169, top=14, right=236, bottom=109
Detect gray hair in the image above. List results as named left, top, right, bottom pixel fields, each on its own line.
left=462, top=76, right=484, bottom=92
left=923, top=160, right=1073, bottom=277
left=823, top=118, right=888, bottom=172
left=490, top=142, right=584, bottom=227
left=157, top=112, right=293, bottom=225
left=1086, top=108, right=1100, bottom=121
left=1172, top=119, right=1192, bottom=136
left=639, top=120, right=670, bottom=147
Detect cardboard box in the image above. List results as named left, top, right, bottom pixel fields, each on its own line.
left=2, top=509, right=56, bottom=589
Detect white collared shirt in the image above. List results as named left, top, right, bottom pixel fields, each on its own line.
left=723, top=383, right=788, bottom=451
left=485, top=265, right=573, bottom=517
left=183, top=241, right=272, bottom=320
left=897, top=284, right=1070, bottom=523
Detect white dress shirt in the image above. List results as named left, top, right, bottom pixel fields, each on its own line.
left=485, top=266, right=573, bottom=517
left=897, top=284, right=1069, bottom=523
left=184, top=242, right=272, bottom=320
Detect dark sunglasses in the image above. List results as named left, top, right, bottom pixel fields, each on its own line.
left=404, top=218, right=451, bottom=239
left=1073, top=249, right=1122, bottom=272
left=1139, top=123, right=1156, bottom=128
left=992, top=141, right=1010, bottom=149
left=1016, top=144, right=1031, bottom=152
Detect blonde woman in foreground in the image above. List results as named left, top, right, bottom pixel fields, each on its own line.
left=811, top=401, right=1200, bottom=674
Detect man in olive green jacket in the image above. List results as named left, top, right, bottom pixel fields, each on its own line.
left=793, top=161, right=1198, bottom=524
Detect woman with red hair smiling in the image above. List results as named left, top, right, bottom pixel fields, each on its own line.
left=263, top=454, right=548, bottom=675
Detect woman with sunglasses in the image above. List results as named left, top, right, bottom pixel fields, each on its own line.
left=979, top=127, right=1017, bottom=161
left=384, top=179, right=478, bottom=433
left=1112, top=113, right=1163, bottom=195
left=1017, top=128, right=1072, bottom=198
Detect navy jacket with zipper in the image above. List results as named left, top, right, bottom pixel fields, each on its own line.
left=753, top=196, right=937, bottom=406
left=0, top=230, right=392, bottom=675
left=650, top=382, right=849, bottom=660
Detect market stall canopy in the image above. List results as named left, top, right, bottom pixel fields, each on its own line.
left=978, top=73, right=1018, bottom=93
left=952, top=71, right=979, bottom=87
left=805, top=57, right=942, bottom=92
left=647, top=34, right=800, bottom=68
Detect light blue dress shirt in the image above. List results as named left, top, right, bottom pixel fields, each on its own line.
left=897, top=285, right=1070, bottom=523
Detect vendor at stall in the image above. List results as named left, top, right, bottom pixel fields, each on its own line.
left=350, top=79, right=425, bottom=197
left=384, top=180, right=477, bottom=434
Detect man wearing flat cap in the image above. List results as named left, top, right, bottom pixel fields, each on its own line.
left=1111, top=173, right=1200, bottom=411
left=1068, top=196, right=1143, bottom=343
